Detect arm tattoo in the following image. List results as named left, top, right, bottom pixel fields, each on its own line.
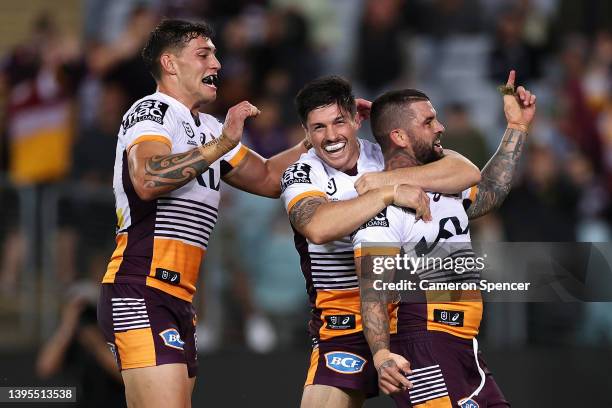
left=289, top=197, right=325, bottom=230
left=359, top=256, right=391, bottom=357
left=144, top=149, right=210, bottom=189
left=467, top=128, right=526, bottom=219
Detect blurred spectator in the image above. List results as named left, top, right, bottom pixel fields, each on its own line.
left=488, top=7, right=543, bottom=85
left=86, top=5, right=157, bottom=105
left=62, top=72, right=124, bottom=281
left=0, top=13, right=82, bottom=292
left=441, top=102, right=490, bottom=169
left=245, top=95, right=290, bottom=157
left=354, top=0, right=405, bottom=95
left=36, top=281, right=125, bottom=407
left=499, top=144, right=580, bottom=241
left=555, top=35, right=604, bottom=171
left=249, top=8, right=320, bottom=121
left=1, top=13, right=80, bottom=185
left=553, top=0, right=612, bottom=38
left=220, top=186, right=306, bottom=352
left=410, top=0, right=483, bottom=38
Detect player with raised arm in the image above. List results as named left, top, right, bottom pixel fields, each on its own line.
left=97, top=19, right=311, bottom=408
left=353, top=70, right=534, bottom=407
left=280, top=76, right=482, bottom=408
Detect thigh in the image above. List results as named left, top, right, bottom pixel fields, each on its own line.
left=185, top=377, right=196, bottom=408
left=301, top=384, right=364, bottom=408
left=122, top=363, right=191, bottom=408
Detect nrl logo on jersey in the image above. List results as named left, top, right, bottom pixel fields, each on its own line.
left=358, top=208, right=390, bottom=230
left=122, top=99, right=169, bottom=133
left=182, top=121, right=195, bottom=138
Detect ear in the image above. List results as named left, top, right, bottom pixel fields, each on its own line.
left=353, top=112, right=362, bottom=129
left=302, top=125, right=312, bottom=144
left=160, top=53, right=177, bottom=76
left=389, top=129, right=409, bottom=148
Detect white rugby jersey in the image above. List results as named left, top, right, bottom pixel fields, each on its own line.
left=103, top=91, right=249, bottom=302
left=352, top=187, right=483, bottom=339
left=280, top=139, right=400, bottom=340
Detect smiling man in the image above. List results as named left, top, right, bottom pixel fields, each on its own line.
left=281, top=76, right=482, bottom=407
left=354, top=72, right=534, bottom=407
left=97, top=19, right=310, bottom=408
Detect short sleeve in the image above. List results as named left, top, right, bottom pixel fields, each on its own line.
left=280, top=159, right=328, bottom=213
left=461, top=185, right=479, bottom=210
left=220, top=142, right=250, bottom=171
left=120, top=98, right=174, bottom=151
left=352, top=208, right=402, bottom=258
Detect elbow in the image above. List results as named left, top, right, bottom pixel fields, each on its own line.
left=470, top=168, right=482, bottom=186
left=264, top=183, right=281, bottom=199
left=133, top=183, right=157, bottom=202
left=262, top=163, right=282, bottom=198
left=302, top=226, right=330, bottom=245
left=307, top=233, right=327, bottom=245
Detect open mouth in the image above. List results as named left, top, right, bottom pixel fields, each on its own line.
left=202, top=74, right=219, bottom=88
left=433, top=139, right=442, bottom=149
left=323, top=141, right=346, bottom=154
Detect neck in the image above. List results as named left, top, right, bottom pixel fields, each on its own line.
left=383, top=148, right=421, bottom=171
left=157, top=83, right=200, bottom=115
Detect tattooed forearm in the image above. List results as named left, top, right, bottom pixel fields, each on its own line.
left=362, top=296, right=391, bottom=356
left=289, top=197, right=325, bottom=230
left=467, top=127, right=526, bottom=219
left=144, top=149, right=210, bottom=189
left=359, top=256, right=391, bottom=356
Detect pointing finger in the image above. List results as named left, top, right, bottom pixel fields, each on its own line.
left=506, top=70, right=516, bottom=87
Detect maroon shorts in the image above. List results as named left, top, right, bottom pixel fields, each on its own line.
left=390, top=331, right=509, bottom=407
left=304, top=334, right=379, bottom=399
left=97, top=283, right=198, bottom=377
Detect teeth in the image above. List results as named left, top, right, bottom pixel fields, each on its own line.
left=324, top=142, right=346, bottom=152
left=202, top=75, right=218, bottom=86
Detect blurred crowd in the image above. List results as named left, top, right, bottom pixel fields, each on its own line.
left=0, top=0, right=611, bottom=385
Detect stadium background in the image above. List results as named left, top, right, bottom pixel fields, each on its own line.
left=0, top=0, right=611, bottom=406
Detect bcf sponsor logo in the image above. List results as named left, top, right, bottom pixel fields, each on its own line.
left=458, top=398, right=479, bottom=408
left=324, top=352, right=366, bottom=374
left=159, top=329, right=185, bottom=350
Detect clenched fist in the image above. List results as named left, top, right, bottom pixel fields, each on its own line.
left=393, top=185, right=432, bottom=222
left=222, top=101, right=260, bottom=145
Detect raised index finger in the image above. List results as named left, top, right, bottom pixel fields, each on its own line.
left=506, top=70, right=516, bottom=88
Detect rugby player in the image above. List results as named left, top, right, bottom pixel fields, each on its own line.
left=353, top=70, right=534, bottom=407
left=97, top=19, right=315, bottom=408
left=280, top=76, right=482, bottom=408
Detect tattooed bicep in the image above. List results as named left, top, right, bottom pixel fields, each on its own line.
left=288, top=196, right=326, bottom=231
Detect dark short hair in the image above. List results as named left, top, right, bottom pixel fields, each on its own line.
left=370, top=89, right=430, bottom=149
left=142, top=19, right=214, bottom=81
left=295, top=76, right=356, bottom=126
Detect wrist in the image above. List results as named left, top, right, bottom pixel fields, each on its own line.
left=373, top=349, right=391, bottom=369
left=380, top=185, right=396, bottom=206
left=507, top=122, right=529, bottom=132
left=217, top=132, right=238, bottom=152
left=199, top=132, right=237, bottom=158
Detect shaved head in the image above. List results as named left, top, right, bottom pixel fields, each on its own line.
left=370, top=89, right=430, bottom=150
